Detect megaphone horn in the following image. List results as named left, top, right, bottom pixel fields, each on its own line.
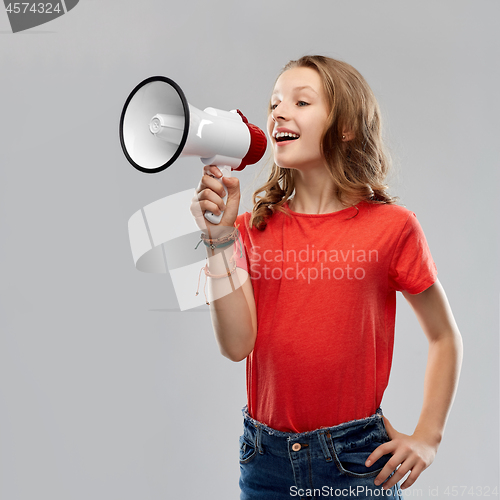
left=119, top=76, right=267, bottom=224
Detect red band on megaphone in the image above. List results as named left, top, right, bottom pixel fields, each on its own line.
left=233, top=110, right=267, bottom=171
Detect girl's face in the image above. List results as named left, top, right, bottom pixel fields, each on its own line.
left=267, top=66, right=330, bottom=171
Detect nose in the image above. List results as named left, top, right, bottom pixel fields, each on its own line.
left=271, top=102, right=288, bottom=122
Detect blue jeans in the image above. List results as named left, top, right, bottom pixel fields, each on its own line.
left=239, top=406, right=403, bottom=499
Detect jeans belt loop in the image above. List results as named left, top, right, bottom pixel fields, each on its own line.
left=318, top=431, right=333, bottom=462
left=255, top=425, right=264, bottom=455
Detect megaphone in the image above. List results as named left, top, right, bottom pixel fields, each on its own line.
left=119, top=76, right=267, bottom=224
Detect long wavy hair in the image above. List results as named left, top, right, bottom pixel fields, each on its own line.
left=249, top=55, right=398, bottom=230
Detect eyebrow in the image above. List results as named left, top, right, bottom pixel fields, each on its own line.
left=272, top=85, right=319, bottom=96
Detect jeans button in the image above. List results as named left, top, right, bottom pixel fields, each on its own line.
left=292, top=443, right=301, bottom=451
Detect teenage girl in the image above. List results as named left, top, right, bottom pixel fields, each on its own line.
left=190, top=55, right=463, bottom=500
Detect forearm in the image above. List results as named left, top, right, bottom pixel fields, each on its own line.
left=205, top=243, right=257, bottom=362
left=414, top=330, right=463, bottom=446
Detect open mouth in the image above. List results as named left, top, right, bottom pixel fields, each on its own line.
left=274, top=132, right=300, bottom=143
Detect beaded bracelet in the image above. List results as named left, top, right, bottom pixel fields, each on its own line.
left=195, top=224, right=240, bottom=251
left=201, top=238, right=235, bottom=250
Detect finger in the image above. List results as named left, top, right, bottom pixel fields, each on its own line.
left=198, top=187, right=226, bottom=210
left=373, top=450, right=406, bottom=487
left=200, top=174, right=228, bottom=200
left=196, top=196, right=225, bottom=217
left=203, top=164, right=223, bottom=179
left=365, top=442, right=394, bottom=467
left=195, top=165, right=222, bottom=193
left=400, top=462, right=425, bottom=490
left=381, top=460, right=414, bottom=490
left=192, top=191, right=225, bottom=227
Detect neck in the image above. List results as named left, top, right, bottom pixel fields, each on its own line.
left=288, top=166, right=346, bottom=214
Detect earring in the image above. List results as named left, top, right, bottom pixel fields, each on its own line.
left=342, top=135, right=346, bottom=140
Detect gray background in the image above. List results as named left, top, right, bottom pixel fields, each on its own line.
left=1, top=1, right=498, bottom=498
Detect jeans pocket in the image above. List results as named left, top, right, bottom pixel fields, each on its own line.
left=333, top=442, right=392, bottom=478
left=239, top=434, right=257, bottom=464
left=330, top=425, right=391, bottom=478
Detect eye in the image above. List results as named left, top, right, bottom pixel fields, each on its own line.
left=270, top=103, right=279, bottom=110
left=297, top=101, right=309, bottom=107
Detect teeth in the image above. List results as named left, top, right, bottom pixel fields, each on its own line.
left=275, top=131, right=299, bottom=139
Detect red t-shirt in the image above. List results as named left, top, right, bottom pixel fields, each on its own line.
left=234, top=200, right=437, bottom=433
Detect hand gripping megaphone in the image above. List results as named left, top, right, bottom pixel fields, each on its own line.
left=119, top=76, right=267, bottom=224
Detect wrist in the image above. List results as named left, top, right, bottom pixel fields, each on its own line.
left=412, top=426, right=443, bottom=449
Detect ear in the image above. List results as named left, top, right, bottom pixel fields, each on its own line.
left=341, top=130, right=355, bottom=142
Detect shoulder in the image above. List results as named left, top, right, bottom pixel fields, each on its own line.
left=360, top=200, right=413, bottom=218
left=235, top=211, right=251, bottom=225
left=235, top=209, right=285, bottom=242
left=235, top=209, right=286, bottom=231
left=356, top=202, right=430, bottom=243
left=359, top=201, right=418, bottom=227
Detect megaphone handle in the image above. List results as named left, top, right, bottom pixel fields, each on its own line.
left=204, top=166, right=231, bottom=225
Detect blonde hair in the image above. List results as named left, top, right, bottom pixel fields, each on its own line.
left=250, top=55, right=398, bottom=230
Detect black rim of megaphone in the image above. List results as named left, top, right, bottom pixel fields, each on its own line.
left=119, top=76, right=190, bottom=174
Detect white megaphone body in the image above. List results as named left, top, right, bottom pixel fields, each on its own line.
left=119, top=76, right=267, bottom=224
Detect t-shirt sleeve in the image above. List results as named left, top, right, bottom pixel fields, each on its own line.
left=234, top=213, right=250, bottom=273
left=388, top=212, right=437, bottom=294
